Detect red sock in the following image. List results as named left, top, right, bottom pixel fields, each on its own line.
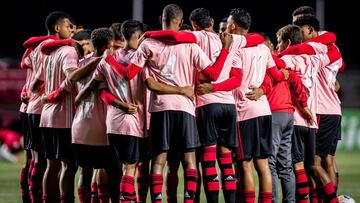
left=323, top=182, right=338, bottom=203
left=166, top=166, right=178, bottom=202
left=78, top=186, right=91, bottom=203
left=184, top=168, right=198, bottom=203
left=91, top=182, right=99, bottom=203
left=60, top=193, right=74, bottom=203
left=30, top=162, right=45, bottom=203
left=150, top=174, right=163, bottom=203
left=201, top=146, right=219, bottom=203
left=20, top=166, right=31, bottom=203
left=295, top=169, right=310, bottom=203
left=120, top=175, right=136, bottom=202
left=243, top=190, right=255, bottom=203
left=310, top=186, right=319, bottom=203
left=27, top=160, right=35, bottom=193
left=137, top=164, right=149, bottom=203
left=97, top=183, right=109, bottom=203
left=259, top=192, right=272, bottom=203
left=219, top=151, right=236, bottom=203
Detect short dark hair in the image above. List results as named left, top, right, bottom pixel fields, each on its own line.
left=276, top=24, right=303, bottom=45
left=143, top=24, right=153, bottom=32
left=189, top=8, right=212, bottom=29
left=162, top=4, right=183, bottom=25
left=72, top=29, right=91, bottom=41
left=121, top=20, right=144, bottom=41
left=72, top=42, right=85, bottom=59
left=220, top=17, right=228, bottom=23
left=292, top=6, right=315, bottom=17
left=229, top=8, right=251, bottom=30
left=293, top=14, right=320, bottom=32
left=110, top=22, right=123, bottom=41
left=260, top=32, right=271, bottom=42
left=91, top=28, right=114, bottom=50
left=180, top=23, right=193, bottom=31
left=45, top=11, right=73, bottom=34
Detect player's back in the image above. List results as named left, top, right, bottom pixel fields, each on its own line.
left=132, top=38, right=211, bottom=116
left=308, top=41, right=342, bottom=115
left=233, top=43, right=273, bottom=121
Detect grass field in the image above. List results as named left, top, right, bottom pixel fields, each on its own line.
left=0, top=151, right=359, bottom=203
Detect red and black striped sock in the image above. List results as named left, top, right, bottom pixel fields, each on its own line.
left=30, top=162, right=45, bottom=203
left=166, top=169, right=178, bottom=202
left=137, top=164, right=149, bottom=203
left=78, top=186, right=91, bottom=203
left=27, top=160, right=35, bottom=195
left=243, top=190, right=255, bottom=203
left=323, top=182, right=338, bottom=203
left=201, top=146, right=219, bottom=203
left=184, top=168, right=198, bottom=203
left=309, top=186, right=319, bottom=203
left=259, top=191, right=272, bottom=203
left=91, top=182, right=99, bottom=203
left=60, top=193, right=75, bottom=203
left=219, top=151, right=236, bottom=203
left=150, top=174, right=163, bottom=203
left=120, top=175, right=136, bottom=203
left=20, top=166, right=31, bottom=203
left=97, top=183, right=109, bottom=203
left=295, top=169, right=309, bottom=203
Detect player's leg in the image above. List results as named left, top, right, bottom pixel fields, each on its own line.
left=42, top=128, right=61, bottom=203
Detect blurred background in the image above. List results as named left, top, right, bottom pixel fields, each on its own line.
left=0, top=0, right=359, bottom=201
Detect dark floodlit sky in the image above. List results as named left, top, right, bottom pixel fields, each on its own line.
left=1, top=0, right=358, bottom=68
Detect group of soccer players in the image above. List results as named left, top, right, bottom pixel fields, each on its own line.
left=18, top=3, right=343, bottom=203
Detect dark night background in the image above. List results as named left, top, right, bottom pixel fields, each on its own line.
left=0, top=0, right=359, bottom=107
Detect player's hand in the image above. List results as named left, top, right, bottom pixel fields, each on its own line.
left=196, top=83, right=214, bottom=95
left=281, top=69, right=289, bottom=80
left=245, top=85, right=264, bottom=101
left=138, top=33, right=146, bottom=46
left=40, top=94, right=49, bottom=104
left=180, top=86, right=194, bottom=101
left=334, top=80, right=340, bottom=92
left=220, top=32, right=233, bottom=50
left=302, top=107, right=314, bottom=125
left=103, top=48, right=114, bottom=57
left=123, top=103, right=138, bottom=114
left=21, top=94, right=29, bottom=104
left=115, top=102, right=138, bottom=114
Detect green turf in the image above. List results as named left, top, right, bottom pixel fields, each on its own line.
left=1, top=151, right=359, bottom=202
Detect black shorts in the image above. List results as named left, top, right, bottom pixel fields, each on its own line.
left=108, top=134, right=149, bottom=163
left=73, top=144, right=117, bottom=169
left=27, top=114, right=44, bottom=152
left=236, top=115, right=272, bottom=160
left=42, top=128, right=74, bottom=160
left=150, top=111, right=200, bottom=156
left=292, top=126, right=316, bottom=166
left=197, top=103, right=237, bottom=149
left=20, top=112, right=31, bottom=150
left=316, top=115, right=341, bottom=157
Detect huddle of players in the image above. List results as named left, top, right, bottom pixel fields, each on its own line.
left=18, top=3, right=343, bottom=203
